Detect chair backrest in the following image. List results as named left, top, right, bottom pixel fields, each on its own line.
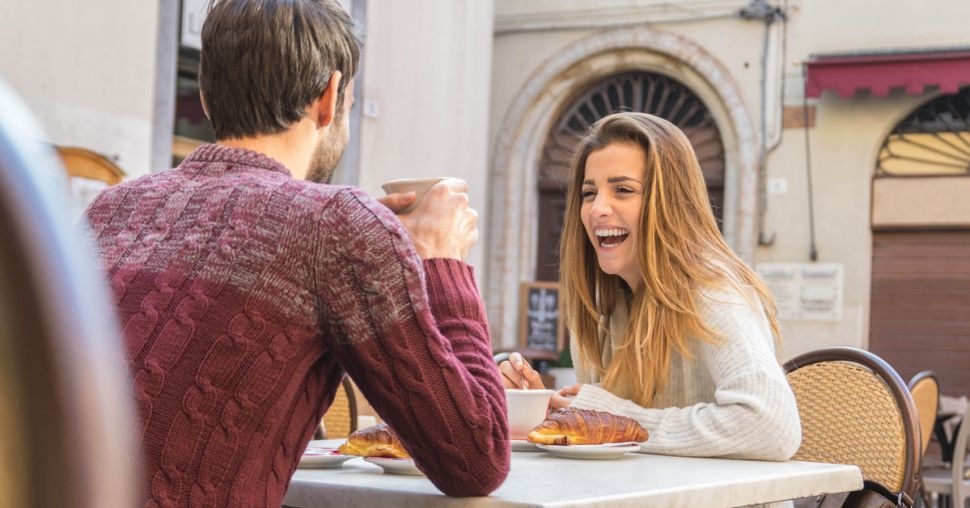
left=57, top=146, right=125, bottom=185
left=784, top=347, right=921, bottom=505
left=0, top=80, right=136, bottom=507
left=320, top=377, right=359, bottom=439
left=907, top=370, right=941, bottom=459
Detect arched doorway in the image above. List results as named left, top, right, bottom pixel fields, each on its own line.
left=869, top=86, right=970, bottom=397
left=534, top=70, right=726, bottom=281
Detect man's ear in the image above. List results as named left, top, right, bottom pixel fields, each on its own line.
left=199, top=90, right=210, bottom=119
left=315, top=70, right=343, bottom=128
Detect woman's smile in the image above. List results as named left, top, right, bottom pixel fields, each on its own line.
left=594, top=227, right=630, bottom=248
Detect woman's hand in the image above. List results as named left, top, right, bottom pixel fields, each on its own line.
left=497, top=352, right=545, bottom=390
left=549, top=384, right=583, bottom=410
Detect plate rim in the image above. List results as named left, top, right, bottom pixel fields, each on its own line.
left=535, top=442, right=642, bottom=458
left=511, top=439, right=540, bottom=452
left=298, top=449, right=355, bottom=468
left=362, top=456, right=424, bottom=475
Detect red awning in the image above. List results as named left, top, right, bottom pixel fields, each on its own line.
left=805, top=48, right=970, bottom=98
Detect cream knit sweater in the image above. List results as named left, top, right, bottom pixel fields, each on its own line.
left=569, top=283, right=802, bottom=461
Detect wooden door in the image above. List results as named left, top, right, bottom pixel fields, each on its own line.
left=869, top=230, right=970, bottom=397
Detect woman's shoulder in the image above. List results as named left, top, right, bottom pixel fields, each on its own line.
left=695, top=272, right=756, bottom=309
left=693, top=266, right=770, bottom=333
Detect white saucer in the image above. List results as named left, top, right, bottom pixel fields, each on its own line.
left=536, top=442, right=642, bottom=460
left=299, top=444, right=355, bottom=469
left=511, top=439, right=540, bottom=452
left=363, top=457, right=425, bottom=476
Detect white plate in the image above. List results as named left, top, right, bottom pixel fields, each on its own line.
left=363, top=457, right=425, bottom=476
left=511, top=439, right=540, bottom=452
left=299, top=444, right=355, bottom=469
left=536, top=442, right=642, bottom=460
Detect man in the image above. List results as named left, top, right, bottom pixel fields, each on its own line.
left=83, top=0, right=509, bottom=505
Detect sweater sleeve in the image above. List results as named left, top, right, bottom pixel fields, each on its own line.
left=313, top=190, right=509, bottom=496
left=569, top=286, right=801, bottom=461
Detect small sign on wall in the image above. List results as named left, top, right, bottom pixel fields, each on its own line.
left=518, top=282, right=564, bottom=353
left=756, top=263, right=844, bottom=321
left=180, top=0, right=208, bottom=50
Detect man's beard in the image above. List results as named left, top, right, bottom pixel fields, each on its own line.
left=305, top=122, right=349, bottom=184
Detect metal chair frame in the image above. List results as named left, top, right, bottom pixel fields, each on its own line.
left=316, top=376, right=359, bottom=439
left=922, top=404, right=970, bottom=508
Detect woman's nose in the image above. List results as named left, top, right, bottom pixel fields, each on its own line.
left=590, top=194, right=611, bottom=216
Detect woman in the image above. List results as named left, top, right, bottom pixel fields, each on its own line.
left=501, top=112, right=800, bottom=460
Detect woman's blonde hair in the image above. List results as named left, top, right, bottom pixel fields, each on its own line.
left=559, top=112, right=780, bottom=407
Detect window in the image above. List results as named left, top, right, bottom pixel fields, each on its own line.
left=876, top=86, right=970, bottom=176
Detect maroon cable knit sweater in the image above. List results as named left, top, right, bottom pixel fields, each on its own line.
left=83, top=145, right=510, bottom=506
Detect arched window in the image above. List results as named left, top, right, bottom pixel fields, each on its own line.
left=534, top=71, right=726, bottom=281
left=876, top=86, right=970, bottom=176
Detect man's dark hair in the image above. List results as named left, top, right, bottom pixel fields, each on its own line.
left=199, top=0, right=361, bottom=140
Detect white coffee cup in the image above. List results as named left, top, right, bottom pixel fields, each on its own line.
left=381, top=177, right=448, bottom=213
left=505, top=389, right=555, bottom=439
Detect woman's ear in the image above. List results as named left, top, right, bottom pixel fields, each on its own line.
left=315, top=70, right=343, bottom=128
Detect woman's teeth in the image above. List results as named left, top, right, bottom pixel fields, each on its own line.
left=596, top=228, right=629, bottom=247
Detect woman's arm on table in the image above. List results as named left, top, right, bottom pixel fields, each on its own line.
left=567, top=286, right=801, bottom=461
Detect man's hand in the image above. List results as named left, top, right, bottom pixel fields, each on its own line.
left=396, top=179, right=478, bottom=260
left=377, top=192, right=417, bottom=214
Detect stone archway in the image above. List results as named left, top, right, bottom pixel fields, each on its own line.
left=486, top=26, right=759, bottom=348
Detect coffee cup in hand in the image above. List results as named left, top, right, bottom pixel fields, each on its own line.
left=381, top=177, right=448, bottom=213
left=383, top=176, right=476, bottom=260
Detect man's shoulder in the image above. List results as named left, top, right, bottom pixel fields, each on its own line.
left=86, top=170, right=166, bottom=206
left=308, top=185, right=403, bottom=231
left=288, top=182, right=380, bottom=214
left=284, top=183, right=413, bottom=266
left=274, top=181, right=402, bottom=234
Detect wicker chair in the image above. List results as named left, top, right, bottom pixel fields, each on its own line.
left=908, top=371, right=942, bottom=507
left=316, top=377, right=358, bottom=439
left=908, top=371, right=941, bottom=461
left=784, top=347, right=921, bottom=507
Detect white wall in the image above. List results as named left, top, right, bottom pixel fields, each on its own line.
left=357, top=0, right=495, bottom=280
left=0, top=1, right=160, bottom=180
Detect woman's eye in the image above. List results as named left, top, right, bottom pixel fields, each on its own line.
left=581, top=189, right=596, bottom=200
left=616, top=186, right=634, bottom=194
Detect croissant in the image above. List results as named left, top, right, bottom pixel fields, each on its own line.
left=527, top=408, right=648, bottom=445
left=337, top=423, right=410, bottom=458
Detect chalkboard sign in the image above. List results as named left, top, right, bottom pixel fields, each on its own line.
left=518, top=282, right=564, bottom=353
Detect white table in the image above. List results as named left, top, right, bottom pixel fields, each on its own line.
left=283, top=440, right=862, bottom=507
